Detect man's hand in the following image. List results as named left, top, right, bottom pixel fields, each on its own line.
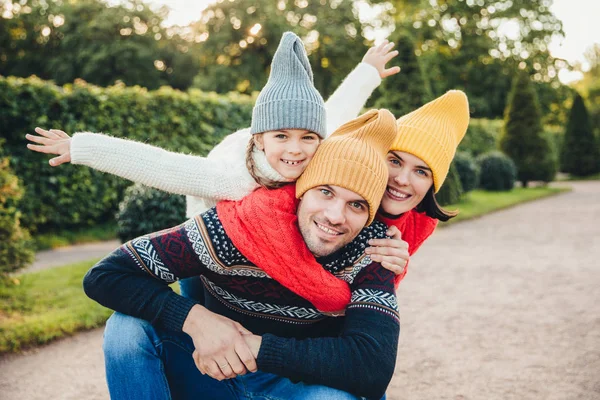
left=26, top=127, right=72, bottom=166
left=183, top=305, right=257, bottom=381
left=362, top=40, right=401, bottom=79
left=242, top=334, right=262, bottom=359
left=365, top=225, right=410, bottom=275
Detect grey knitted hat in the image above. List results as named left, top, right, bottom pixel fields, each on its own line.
left=250, top=32, right=327, bottom=138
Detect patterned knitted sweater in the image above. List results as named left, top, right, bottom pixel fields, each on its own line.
left=83, top=206, right=399, bottom=399
left=69, top=62, right=382, bottom=217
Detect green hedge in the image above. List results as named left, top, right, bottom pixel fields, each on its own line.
left=0, top=151, right=35, bottom=276
left=458, top=118, right=503, bottom=157
left=1, top=76, right=254, bottom=232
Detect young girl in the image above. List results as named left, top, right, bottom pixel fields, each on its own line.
left=26, top=32, right=410, bottom=297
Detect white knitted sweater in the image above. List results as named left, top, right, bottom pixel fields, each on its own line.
left=70, top=63, right=382, bottom=217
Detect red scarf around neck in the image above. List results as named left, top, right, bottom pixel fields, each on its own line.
left=216, top=184, right=439, bottom=312
left=377, top=210, right=438, bottom=285
left=217, top=184, right=351, bottom=313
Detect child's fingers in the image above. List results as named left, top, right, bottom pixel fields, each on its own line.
left=49, top=129, right=70, bottom=138
left=34, top=127, right=59, bottom=139
left=383, top=50, right=399, bottom=63
left=383, top=41, right=395, bottom=53
left=381, top=66, right=401, bottom=78
left=27, top=143, right=55, bottom=154
left=26, top=133, right=54, bottom=146
left=375, top=39, right=389, bottom=52
left=49, top=153, right=70, bottom=166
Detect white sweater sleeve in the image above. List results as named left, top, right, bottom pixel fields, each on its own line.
left=70, top=131, right=258, bottom=202
left=324, top=62, right=382, bottom=137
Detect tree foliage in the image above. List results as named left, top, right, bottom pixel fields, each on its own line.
left=188, top=0, right=370, bottom=98
left=500, top=71, right=557, bottom=187
left=560, top=93, right=600, bottom=176
left=374, top=31, right=432, bottom=116
left=0, top=0, right=198, bottom=90
left=386, top=0, right=568, bottom=119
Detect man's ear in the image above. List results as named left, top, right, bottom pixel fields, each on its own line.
left=253, top=134, right=265, bottom=151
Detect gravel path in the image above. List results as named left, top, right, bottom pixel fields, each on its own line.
left=25, top=240, right=121, bottom=273
left=1, top=181, right=598, bottom=399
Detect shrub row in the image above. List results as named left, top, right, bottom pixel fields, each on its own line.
left=0, top=149, right=35, bottom=277
left=1, top=76, right=254, bottom=232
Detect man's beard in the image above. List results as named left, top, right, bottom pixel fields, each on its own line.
left=299, top=217, right=349, bottom=257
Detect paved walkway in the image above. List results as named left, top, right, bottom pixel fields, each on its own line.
left=25, top=240, right=121, bottom=273
left=1, top=181, right=599, bottom=399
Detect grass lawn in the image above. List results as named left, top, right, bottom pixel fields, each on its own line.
left=0, top=259, right=181, bottom=354
left=33, top=222, right=118, bottom=251
left=440, top=186, right=571, bottom=226
left=0, top=185, right=570, bottom=354
left=0, top=259, right=110, bottom=353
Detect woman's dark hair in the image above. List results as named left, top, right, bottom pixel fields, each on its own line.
left=415, top=187, right=458, bottom=222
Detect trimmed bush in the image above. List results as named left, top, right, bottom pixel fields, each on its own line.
left=0, top=153, right=35, bottom=277
left=436, top=162, right=464, bottom=206
left=116, top=184, right=187, bottom=243
left=458, top=118, right=502, bottom=157
left=1, top=76, right=254, bottom=233
left=560, top=93, right=600, bottom=176
left=500, top=72, right=557, bottom=186
left=477, top=151, right=517, bottom=191
left=453, top=151, right=480, bottom=193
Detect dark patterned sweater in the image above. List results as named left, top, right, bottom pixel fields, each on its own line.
left=83, top=208, right=400, bottom=399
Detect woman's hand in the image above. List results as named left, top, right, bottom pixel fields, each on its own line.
left=362, top=39, right=401, bottom=79
left=365, top=225, right=410, bottom=275
left=26, top=127, right=72, bottom=166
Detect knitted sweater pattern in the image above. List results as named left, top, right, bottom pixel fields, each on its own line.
left=121, top=207, right=396, bottom=331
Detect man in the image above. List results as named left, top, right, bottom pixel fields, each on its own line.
left=84, top=109, right=400, bottom=400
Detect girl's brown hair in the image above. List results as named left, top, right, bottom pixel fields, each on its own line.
left=245, top=135, right=288, bottom=189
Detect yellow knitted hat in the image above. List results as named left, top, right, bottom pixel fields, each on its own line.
left=296, top=109, right=397, bottom=225
left=392, top=90, right=470, bottom=192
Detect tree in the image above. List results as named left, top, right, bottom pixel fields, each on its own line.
left=0, top=0, right=199, bottom=90
left=189, top=0, right=370, bottom=97
left=500, top=71, right=557, bottom=187
left=384, top=0, right=567, bottom=119
left=374, top=30, right=432, bottom=116
left=560, top=93, right=600, bottom=176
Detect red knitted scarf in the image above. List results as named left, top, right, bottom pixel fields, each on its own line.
left=377, top=210, right=438, bottom=285
left=216, top=184, right=439, bottom=312
left=217, top=184, right=351, bottom=313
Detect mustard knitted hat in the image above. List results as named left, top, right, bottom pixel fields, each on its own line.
left=392, top=90, right=470, bottom=192
left=296, top=109, right=397, bottom=225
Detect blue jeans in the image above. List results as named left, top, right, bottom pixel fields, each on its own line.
left=103, top=312, right=373, bottom=400
left=178, top=276, right=205, bottom=302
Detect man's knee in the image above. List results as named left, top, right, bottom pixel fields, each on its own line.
left=103, top=312, right=157, bottom=363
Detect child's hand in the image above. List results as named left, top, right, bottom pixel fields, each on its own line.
left=362, top=40, right=401, bottom=79
left=26, top=127, right=72, bottom=166
left=365, top=225, right=410, bottom=275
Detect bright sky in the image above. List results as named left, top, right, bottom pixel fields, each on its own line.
left=148, top=0, right=600, bottom=84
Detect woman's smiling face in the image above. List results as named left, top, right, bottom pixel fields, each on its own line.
left=380, top=151, right=434, bottom=216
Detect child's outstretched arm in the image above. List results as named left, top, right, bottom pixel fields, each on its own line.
left=324, top=40, right=400, bottom=136
left=26, top=127, right=258, bottom=201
